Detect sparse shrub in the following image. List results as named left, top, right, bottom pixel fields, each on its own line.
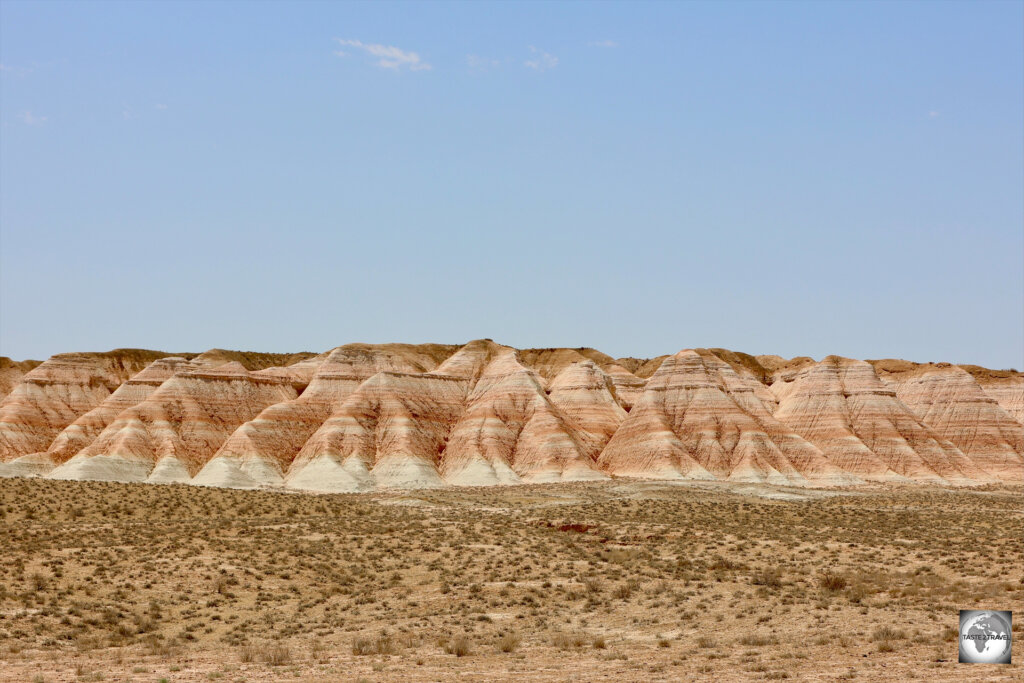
left=819, top=569, right=847, bottom=592
left=751, top=568, right=783, bottom=588
left=739, top=634, right=778, bottom=647
left=497, top=632, right=521, bottom=653
left=445, top=634, right=471, bottom=657
left=352, top=637, right=374, bottom=656
left=710, top=556, right=737, bottom=570
left=612, top=582, right=635, bottom=600
left=871, top=626, right=906, bottom=642
left=353, top=633, right=396, bottom=656
left=28, top=572, right=48, bottom=591
left=552, top=632, right=587, bottom=649
left=262, top=644, right=291, bottom=666
left=238, top=643, right=259, bottom=663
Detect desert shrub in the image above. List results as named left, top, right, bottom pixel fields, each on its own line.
left=710, top=556, right=738, bottom=570
left=238, top=644, right=259, bottom=663
left=497, top=632, right=521, bottom=653
left=739, top=634, right=778, bottom=647
left=552, top=632, right=587, bottom=649
left=612, top=582, right=636, bottom=600
left=445, top=634, right=471, bottom=657
left=819, top=569, right=847, bottom=592
left=871, top=626, right=906, bottom=642
left=262, top=644, right=291, bottom=666
left=28, top=572, right=48, bottom=591
left=751, top=568, right=783, bottom=588
left=351, top=637, right=375, bottom=656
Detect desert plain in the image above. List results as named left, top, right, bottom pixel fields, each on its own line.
left=0, top=477, right=1021, bottom=682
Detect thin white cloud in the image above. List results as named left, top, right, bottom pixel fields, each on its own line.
left=524, top=46, right=558, bottom=71
left=19, top=110, right=47, bottom=125
left=1, top=63, right=33, bottom=77
left=334, top=39, right=431, bottom=71
left=466, top=54, right=502, bottom=72
left=588, top=40, right=618, bottom=48
left=155, top=103, right=168, bottom=110
left=928, top=110, right=940, bottom=118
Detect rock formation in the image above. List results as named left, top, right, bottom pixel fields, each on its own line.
left=0, top=350, right=171, bottom=472
left=959, top=365, right=1024, bottom=425
left=49, top=362, right=297, bottom=483
left=772, top=357, right=995, bottom=484
left=871, top=361, right=1024, bottom=483
left=0, top=341, right=1019, bottom=488
left=0, top=357, right=42, bottom=401
left=598, top=350, right=856, bottom=485
left=197, top=343, right=457, bottom=489
left=439, top=342, right=606, bottom=485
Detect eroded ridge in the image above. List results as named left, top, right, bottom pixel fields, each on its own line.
left=1, top=341, right=1021, bottom=488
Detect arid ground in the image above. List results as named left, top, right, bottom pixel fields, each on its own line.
left=0, top=479, right=1020, bottom=682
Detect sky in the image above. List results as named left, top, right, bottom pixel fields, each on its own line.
left=1, top=1, right=1021, bottom=368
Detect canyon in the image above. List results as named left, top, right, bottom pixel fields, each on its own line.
left=0, top=340, right=1020, bottom=489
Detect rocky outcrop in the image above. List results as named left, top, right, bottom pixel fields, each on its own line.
left=440, top=345, right=605, bottom=485
left=192, top=343, right=457, bottom=489
left=0, top=342, right=1019, bottom=488
left=0, top=350, right=171, bottom=468
left=288, top=372, right=467, bottom=492
left=772, top=357, right=993, bottom=484
left=0, top=357, right=42, bottom=401
left=872, top=361, right=1024, bottom=483
left=547, top=360, right=626, bottom=461
left=49, top=362, right=297, bottom=483
left=598, top=350, right=856, bottom=485
left=40, top=357, right=210, bottom=469
left=519, top=347, right=650, bottom=410
left=959, top=366, right=1024, bottom=426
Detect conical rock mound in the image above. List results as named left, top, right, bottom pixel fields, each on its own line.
left=49, top=362, right=296, bottom=483
left=598, top=350, right=852, bottom=485
left=197, top=344, right=455, bottom=489
left=772, top=357, right=992, bottom=484
left=874, top=363, right=1024, bottom=483
left=0, top=350, right=169, bottom=464
left=547, top=360, right=626, bottom=461
left=287, top=372, right=467, bottom=491
left=441, top=347, right=605, bottom=484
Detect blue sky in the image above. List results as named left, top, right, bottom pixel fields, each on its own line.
left=1, top=1, right=1021, bottom=368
